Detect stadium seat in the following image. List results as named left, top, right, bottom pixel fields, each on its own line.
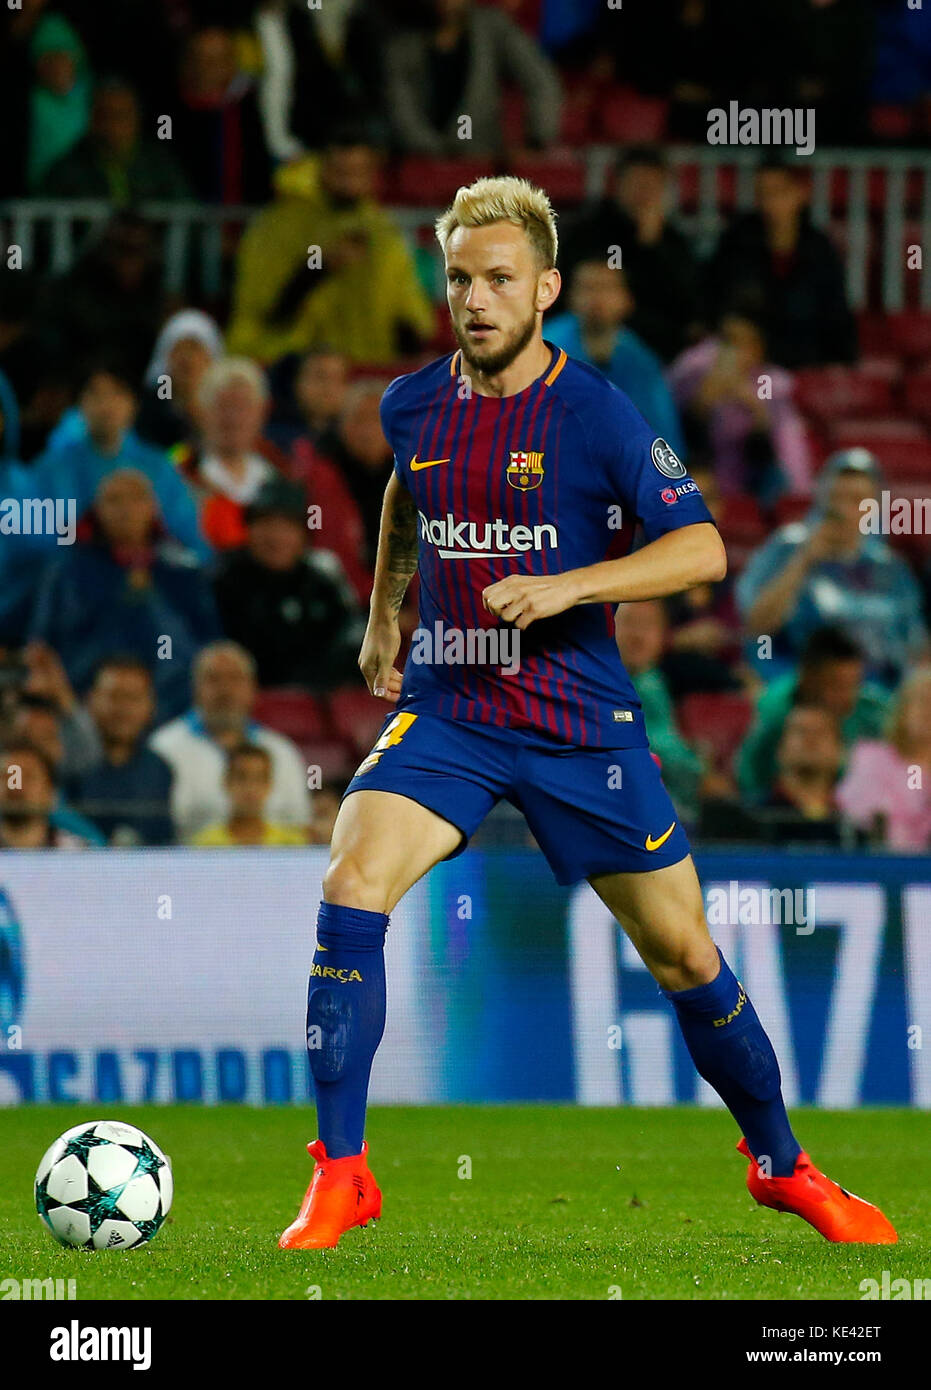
left=716, top=496, right=767, bottom=569
left=674, top=163, right=700, bottom=213
left=499, top=87, right=527, bottom=147
left=252, top=690, right=332, bottom=743
left=676, top=691, right=755, bottom=776
left=828, top=421, right=931, bottom=480
left=793, top=364, right=895, bottom=423
left=857, top=312, right=894, bottom=358
left=881, top=443, right=931, bottom=482
left=824, top=164, right=922, bottom=217
left=869, top=104, right=916, bottom=142
left=559, top=82, right=597, bottom=146
left=299, top=739, right=357, bottom=781
left=716, top=165, right=739, bottom=214
left=328, top=686, right=390, bottom=757
left=903, top=363, right=931, bottom=426
left=771, top=495, right=811, bottom=528
left=393, top=157, right=492, bottom=206
left=596, top=86, right=668, bottom=143
left=889, top=312, right=931, bottom=364
left=829, top=416, right=926, bottom=443
left=510, top=152, right=587, bottom=204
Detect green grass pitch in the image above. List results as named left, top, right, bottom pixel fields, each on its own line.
left=2, top=1105, right=928, bottom=1301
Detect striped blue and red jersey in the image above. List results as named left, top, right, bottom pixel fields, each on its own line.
left=381, top=343, right=715, bottom=748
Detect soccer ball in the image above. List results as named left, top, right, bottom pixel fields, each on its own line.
left=34, top=1119, right=173, bottom=1250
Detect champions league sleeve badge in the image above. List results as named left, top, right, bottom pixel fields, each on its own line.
left=650, top=438, right=688, bottom=480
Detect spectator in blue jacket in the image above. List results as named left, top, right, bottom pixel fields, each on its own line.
left=546, top=260, right=685, bottom=456
left=28, top=468, right=219, bottom=720
left=30, top=362, right=209, bottom=559
left=737, top=449, right=929, bottom=688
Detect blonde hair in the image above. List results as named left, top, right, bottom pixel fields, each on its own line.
left=886, top=667, right=931, bottom=755
left=435, top=176, right=558, bottom=269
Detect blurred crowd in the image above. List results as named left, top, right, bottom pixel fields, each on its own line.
left=1, top=0, right=930, bottom=853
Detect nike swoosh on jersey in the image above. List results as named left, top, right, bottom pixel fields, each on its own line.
left=644, top=822, right=677, bottom=851
left=409, top=454, right=451, bottom=471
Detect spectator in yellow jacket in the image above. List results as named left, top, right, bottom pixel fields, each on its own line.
left=191, top=742, right=308, bottom=847
left=227, top=131, right=435, bottom=365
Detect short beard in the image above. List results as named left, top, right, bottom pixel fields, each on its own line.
left=455, top=311, right=538, bottom=379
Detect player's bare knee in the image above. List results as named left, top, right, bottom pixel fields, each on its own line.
left=651, top=935, right=720, bottom=993
left=322, top=852, right=390, bottom=915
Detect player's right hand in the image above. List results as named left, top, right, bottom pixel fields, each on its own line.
left=359, top=617, right=403, bottom=702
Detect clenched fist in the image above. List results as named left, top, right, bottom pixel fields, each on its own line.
left=481, top=572, right=577, bottom=630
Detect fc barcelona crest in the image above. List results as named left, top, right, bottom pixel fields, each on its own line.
left=506, top=450, right=545, bottom=491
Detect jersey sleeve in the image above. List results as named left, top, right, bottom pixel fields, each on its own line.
left=379, top=374, right=407, bottom=482
left=596, top=385, right=715, bottom=541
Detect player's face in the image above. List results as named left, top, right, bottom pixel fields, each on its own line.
left=445, top=222, right=558, bottom=377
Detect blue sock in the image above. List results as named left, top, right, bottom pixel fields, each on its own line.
left=306, top=901, right=387, bottom=1159
left=662, top=948, right=801, bottom=1176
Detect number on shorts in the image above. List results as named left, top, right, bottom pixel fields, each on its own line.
left=356, top=712, right=418, bottom=775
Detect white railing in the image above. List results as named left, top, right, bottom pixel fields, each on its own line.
left=2, top=148, right=930, bottom=313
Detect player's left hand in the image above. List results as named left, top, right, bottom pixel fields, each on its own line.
left=481, top=573, right=577, bottom=629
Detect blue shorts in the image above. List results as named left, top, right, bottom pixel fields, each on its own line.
left=343, top=711, right=691, bottom=886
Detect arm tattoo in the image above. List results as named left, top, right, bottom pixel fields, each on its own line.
left=385, top=485, right=419, bottom=615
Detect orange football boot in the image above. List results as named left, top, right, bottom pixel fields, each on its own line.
left=278, top=1140, right=382, bottom=1250
left=737, top=1137, right=897, bottom=1244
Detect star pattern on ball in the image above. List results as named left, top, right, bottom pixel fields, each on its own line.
left=61, top=1127, right=115, bottom=1165
left=73, top=1172, right=131, bottom=1235
left=121, top=1137, right=167, bottom=1181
